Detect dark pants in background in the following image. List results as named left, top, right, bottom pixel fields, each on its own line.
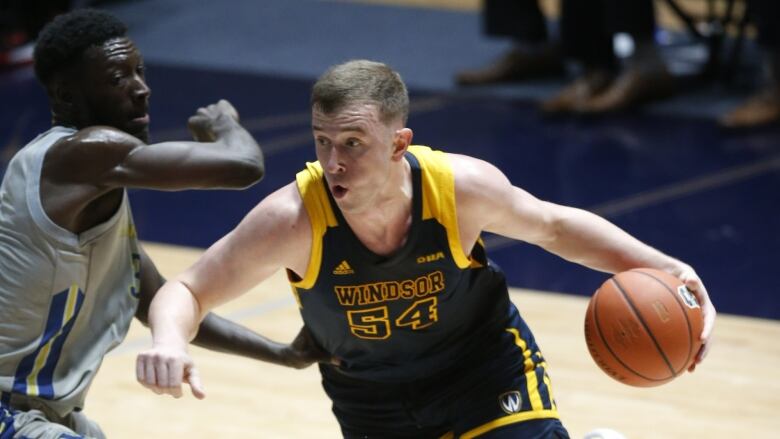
left=479, top=0, right=657, bottom=68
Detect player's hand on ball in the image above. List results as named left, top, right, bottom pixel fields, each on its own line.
left=136, top=346, right=205, bottom=399
left=674, top=265, right=716, bottom=372
left=187, top=99, right=240, bottom=142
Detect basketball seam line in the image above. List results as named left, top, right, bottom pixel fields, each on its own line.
left=612, top=278, right=676, bottom=377
left=592, top=287, right=666, bottom=382
left=631, top=269, right=695, bottom=375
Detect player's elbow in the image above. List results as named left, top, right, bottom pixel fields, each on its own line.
left=532, top=203, right=569, bottom=247
left=220, top=157, right=265, bottom=188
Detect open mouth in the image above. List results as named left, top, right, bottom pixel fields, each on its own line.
left=332, top=185, right=348, bottom=199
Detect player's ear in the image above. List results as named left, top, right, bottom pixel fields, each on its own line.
left=50, top=77, right=75, bottom=108
left=392, top=128, right=413, bottom=159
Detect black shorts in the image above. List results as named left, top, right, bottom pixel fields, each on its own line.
left=319, top=304, right=568, bottom=438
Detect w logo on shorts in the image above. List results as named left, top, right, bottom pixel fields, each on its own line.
left=499, top=391, right=522, bottom=414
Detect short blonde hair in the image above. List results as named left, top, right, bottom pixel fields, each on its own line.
left=311, top=60, right=409, bottom=124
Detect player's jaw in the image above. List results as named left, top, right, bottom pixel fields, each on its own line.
left=125, top=108, right=150, bottom=141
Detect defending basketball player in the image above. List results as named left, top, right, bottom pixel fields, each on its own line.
left=137, top=60, right=716, bottom=438
left=0, top=10, right=327, bottom=439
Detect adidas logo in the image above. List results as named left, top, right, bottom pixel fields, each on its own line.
left=333, top=260, right=354, bottom=275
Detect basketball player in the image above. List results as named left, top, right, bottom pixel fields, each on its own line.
left=0, top=9, right=326, bottom=439
left=137, top=60, right=716, bottom=438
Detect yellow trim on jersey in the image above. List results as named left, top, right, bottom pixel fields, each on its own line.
left=407, top=145, right=471, bottom=269
left=291, top=162, right=338, bottom=290
left=506, top=327, right=545, bottom=411
left=439, top=432, right=454, bottom=439
left=460, top=409, right=560, bottom=439
left=27, top=284, right=80, bottom=395
left=542, top=361, right=557, bottom=411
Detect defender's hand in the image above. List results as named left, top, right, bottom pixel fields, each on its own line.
left=187, top=99, right=240, bottom=142
left=136, top=346, right=205, bottom=399
left=282, top=326, right=340, bottom=369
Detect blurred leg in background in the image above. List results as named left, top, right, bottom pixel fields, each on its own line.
left=543, top=0, right=678, bottom=114
left=719, top=0, right=780, bottom=128
left=455, top=0, right=564, bottom=85
left=540, top=0, right=616, bottom=113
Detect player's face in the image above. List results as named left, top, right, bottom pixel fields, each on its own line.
left=70, top=37, right=151, bottom=142
left=312, top=103, right=402, bottom=213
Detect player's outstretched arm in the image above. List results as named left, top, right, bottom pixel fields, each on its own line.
left=135, top=245, right=331, bottom=370
left=136, top=182, right=316, bottom=398
left=450, top=153, right=716, bottom=369
left=44, top=99, right=264, bottom=192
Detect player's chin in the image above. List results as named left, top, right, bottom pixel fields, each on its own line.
left=130, top=127, right=150, bottom=143
left=124, top=120, right=150, bottom=142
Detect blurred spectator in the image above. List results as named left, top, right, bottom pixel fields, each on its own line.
left=542, top=0, right=676, bottom=114
left=0, top=0, right=72, bottom=69
left=455, top=0, right=564, bottom=85
left=719, top=0, right=780, bottom=128
left=456, top=0, right=678, bottom=114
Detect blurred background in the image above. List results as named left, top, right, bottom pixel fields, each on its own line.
left=1, top=0, right=778, bottom=321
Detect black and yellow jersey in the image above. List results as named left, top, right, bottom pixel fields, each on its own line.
left=289, top=145, right=513, bottom=382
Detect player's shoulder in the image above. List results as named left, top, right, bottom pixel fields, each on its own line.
left=250, top=181, right=306, bottom=223
left=41, top=126, right=144, bottom=184
left=446, top=152, right=508, bottom=187
left=49, top=125, right=142, bottom=159
left=236, top=181, right=311, bottom=253
left=445, top=152, right=515, bottom=216
left=66, top=125, right=139, bottom=145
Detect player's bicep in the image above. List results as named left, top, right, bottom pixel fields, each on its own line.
left=176, top=231, right=269, bottom=311
left=43, top=127, right=141, bottom=185
left=452, top=154, right=559, bottom=245
left=135, top=245, right=166, bottom=325
left=484, top=186, right=561, bottom=245
left=49, top=127, right=258, bottom=190
left=44, top=127, right=205, bottom=189
left=176, top=184, right=307, bottom=311
left=110, top=139, right=260, bottom=190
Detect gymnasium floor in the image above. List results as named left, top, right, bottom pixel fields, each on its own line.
left=1, top=0, right=779, bottom=437
left=90, top=244, right=780, bottom=439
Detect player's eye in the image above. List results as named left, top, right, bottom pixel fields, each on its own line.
left=346, top=139, right=361, bottom=148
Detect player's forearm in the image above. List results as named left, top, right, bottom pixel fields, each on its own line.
left=192, top=313, right=294, bottom=367
left=544, top=206, right=685, bottom=274
left=149, top=280, right=203, bottom=350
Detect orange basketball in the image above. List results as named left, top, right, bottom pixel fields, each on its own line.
left=583, top=268, right=704, bottom=387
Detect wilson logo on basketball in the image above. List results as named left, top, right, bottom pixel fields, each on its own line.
left=333, top=260, right=354, bottom=275
left=677, top=286, right=700, bottom=309
left=498, top=391, right=522, bottom=414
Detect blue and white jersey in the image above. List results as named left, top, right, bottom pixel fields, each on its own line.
left=0, top=126, right=140, bottom=417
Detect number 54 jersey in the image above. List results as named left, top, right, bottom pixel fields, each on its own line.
left=289, top=145, right=516, bottom=382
